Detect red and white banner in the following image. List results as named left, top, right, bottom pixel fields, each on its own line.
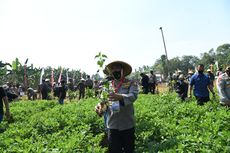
left=58, top=68, right=63, bottom=83
left=51, top=68, right=54, bottom=87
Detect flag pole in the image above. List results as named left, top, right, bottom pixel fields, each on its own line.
left=159, top=27, right=169, bottom=78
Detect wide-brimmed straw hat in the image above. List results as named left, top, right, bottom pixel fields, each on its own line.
left=188, top=70, right=194, bottom=74
left=225, top=66, right=230, bottom=72
left=105, top=61, right=132, bottom=76
left=179, top=74, right=185, bottom=80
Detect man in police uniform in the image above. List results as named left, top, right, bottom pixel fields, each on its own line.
left=95, top=61, right=138, bottom=153
left=217, top=66, right=230, bottom=107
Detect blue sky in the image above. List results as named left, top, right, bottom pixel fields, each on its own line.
left=0, top=0, right=229, bottom=75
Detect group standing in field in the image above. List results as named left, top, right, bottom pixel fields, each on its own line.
left=138, top=63, right=230, bottom=107
left=140, top=70, right=158, bottom=94
left=1, top=60, right=230, bottom=153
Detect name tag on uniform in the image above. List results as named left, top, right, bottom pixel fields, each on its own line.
left=122, top=82, right=131, bottom=88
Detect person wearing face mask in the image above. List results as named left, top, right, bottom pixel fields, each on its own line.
left=189, top=64, right=215, bottom=105
left=95, top=61, right=138, bottom=153
left=216, top=66, right=230, bottom=107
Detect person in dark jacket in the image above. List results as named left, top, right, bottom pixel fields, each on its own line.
left=77, top=79, right=86, bottom=100
left=85, top=75, right=93, bottom=89
left=175, top=74, right=188, bottom=101
left=40, top=79, right=49, bottom=100
left=140, top=73, right=149, bottom=94
left=58, top=80, right=67, bottom=104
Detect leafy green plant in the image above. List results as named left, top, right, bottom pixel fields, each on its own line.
left=94, top=52, right=107, bottom=70
left=0, top=93, right=229, bottom=152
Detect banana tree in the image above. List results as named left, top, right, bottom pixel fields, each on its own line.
left=9, top=58, right=24, bottom=84
left=0, top=61, right=11, bottom=85
left=26, top=64, right=41, bottom=89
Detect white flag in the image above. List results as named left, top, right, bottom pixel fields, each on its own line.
left=66, top=70, right=69, bottom=84
left=40, top=68, right=45, bottom=85
left=215, top=61, right=219, bottom=69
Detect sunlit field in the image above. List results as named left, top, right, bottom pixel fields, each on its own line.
left=0, top=93, right=229, bottom=152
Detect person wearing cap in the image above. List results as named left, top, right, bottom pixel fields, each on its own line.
left=189, top=64, right=215, bottom=105
left=207, top=69, right=215, bottom=88
left=0, top=86, right=10, bottom=123
left=176, top=70, right=182, bottom=80
left=175, top=74, right=188, bottom=101
left=216, top=66, right=230, bottom=107
left=77, top=78, right=86, bottom=100
left=186, top=70, right=194, bottom=82
left=27, top=87, right=37, bottom=100
left=95, top=61, right=138, bottom=153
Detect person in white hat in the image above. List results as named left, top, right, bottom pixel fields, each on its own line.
left=77, top=78, right=86, bottom=100
left=186, top=70, right=194, bottom=82
left=95, top=60, right=138, bottom=153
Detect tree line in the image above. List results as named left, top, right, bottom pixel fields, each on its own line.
left=1, top=43, right=230, bottom=87
left=130, top=43, right=230, bottom=80
left=0, top=58, right=87, bottom=89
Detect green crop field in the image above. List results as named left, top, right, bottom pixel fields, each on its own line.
left=0, top=94, right=229, bottom=153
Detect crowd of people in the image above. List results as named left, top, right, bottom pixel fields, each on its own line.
left=140, top=70, right=158, bottom=94
left=1, top=61, right=230, bottom=153
left=159, top=64, right=230, bottom=107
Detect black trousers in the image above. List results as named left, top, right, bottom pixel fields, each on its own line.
left=195, top=96, right=210, bottom=105
left=142, top=86, right=149, bottom=94
left=108, top=128, right=135, bottom=153
left=79, top=91, right=85, bottom=100
left=149, top=83, right=156, bottom=94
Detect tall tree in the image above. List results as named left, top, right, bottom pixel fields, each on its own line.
left=180, top=55, right=200, bottom=73
left=199, top=48, right=216, bottom=69
left=216, top=44, right=230, bottom=67
left=168, top=57, right=181, bottom=73
left=160, top=55, right=168, bottom=78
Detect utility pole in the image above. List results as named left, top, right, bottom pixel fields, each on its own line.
left=159, top=27, right=169, bottom=78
